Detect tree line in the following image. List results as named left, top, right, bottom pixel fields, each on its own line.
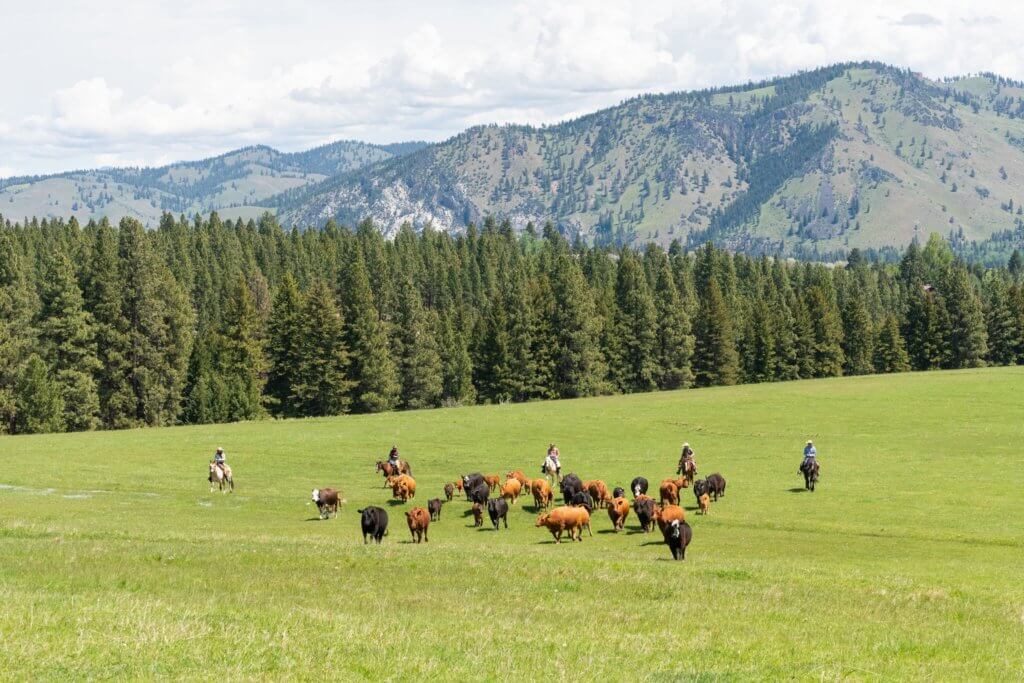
left=0, top=211, right=1019, bottom=434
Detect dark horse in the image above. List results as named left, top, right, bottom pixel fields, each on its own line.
left=799, top=459, right=819, bottom=492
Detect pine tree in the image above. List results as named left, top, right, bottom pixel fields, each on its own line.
left=0, top=229, right=34, bottom=432
left=611, top=251, right=658, bottom=392
left=904, top=285, right=948, bottom=370
left=37, top=251, right=101, bottom=430
left=805, top=286, right=845, bottom=377
left=266, top=272, right=304, bottom=416
left=942, top=264, right=988, bottom=368
left=15, top=355, right=64, bottom=434
left=650, top=251, right=694, bottom=389
left=742, top=299, right=776, bottom=383
left=984, top=276, right=1020, bottom=365
left=548, top=251, right=609, bottom=397
left=292, top=281, right=355, bottom=416
left=693, top=279, right=739, bottom=386
left=395, top=278, right=443, bottom=409
left=219, top=275, right=268, bottom=420
left=338, top=246, right=399, bottom=412
left=437, top=311, right=476, bottom=405
left=874, top=315, right=911, bottom=373
left=841, top=290, right=874, bottom=375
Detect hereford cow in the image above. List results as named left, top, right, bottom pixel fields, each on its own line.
left=487, top=498, right=509, bottom=530
left=607, top=496, right=630, bottom=532
left=427, top=498, right=444, bottom=521
left=531, top=479, right=553, bottom=509
left=653, top=503, right=685, bottom=533
left=311, top=487, right=339, bottom=519
left=405, top=507, right=430, bottom=543
left=705, top=473, right=727, bottom=501
left=535, top=505, right=591, bottom=543
left=633, top=495, right=656, bottom=533
left=560, top=473, right=583, bottom=505
left=663, top=519, right=693, bottom=560
left=659, top=479, right=680, bottom=506
left=471, top=502, right=484, bottom=528
left=500, top=478, right=522, bottom=505
left=358, top=506, right=388, bottom=544
left=584, top=480, right=612, bottom=509
left=630, top=476, right=649, bottom=498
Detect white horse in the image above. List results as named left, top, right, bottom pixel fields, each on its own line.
left=209, top=462, right=234, bottom=493
left=542, top=456, right=561, bottom=485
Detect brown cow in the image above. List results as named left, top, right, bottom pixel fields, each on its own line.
left=444, top=482, right=455, bottom=502
left=535, top=505, right=591, bottom=543
left=483, top=474, right=501, bottom=492
left=454, top=479, right=464, bottom=495
left=659, top=479, right=679, bottom=506
left=653, top=503, right=685, bottom=533
left=698, top=493, right=710, bottom=515
left=584, top=480, right=612, bottom=509
left=531, top=479, right=553, bottom=509
left=405, top=507, right=430, bottom=543
left=471, top=502, right=484, bottom=527
left=391, top=474, right=417, bottom=502
left=674, top=476, right=690, bottom=490
left=506, top=470, right=529, bottom=489
left=500, top=478, right=522, bottom=505
left=607, top=496, right=630, bottom=532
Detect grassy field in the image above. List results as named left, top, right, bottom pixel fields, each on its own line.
left=2, top=368, right=1023, bottom=680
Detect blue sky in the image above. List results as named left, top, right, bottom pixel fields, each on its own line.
left=0, top=0, right=1020, bottom=177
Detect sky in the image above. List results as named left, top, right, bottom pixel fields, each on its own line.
left=2, top=0, right=1023, bottom=178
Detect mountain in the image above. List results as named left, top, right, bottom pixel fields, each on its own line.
left=277, top=62, right=1024, bottom=259
left=0, top=140, right=427, bottom=226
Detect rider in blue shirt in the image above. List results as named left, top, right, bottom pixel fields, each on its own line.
left=800, top=440, right=816, bottom=473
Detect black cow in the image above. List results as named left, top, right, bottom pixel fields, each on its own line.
left=612, top=486, right=625, bottom=499
left=630, top=477, right=649, bottom=498
left=634, top=496, right=656, bottom=533
left=467, top=483, right=490, bottom=505
left=487, top=498, right=509, bottom=530
left=692, top=479, right=709, bottom=504
left=663, top=519, right=693, bottom=560
left=560, top=473, right=583, bottom=505
left=427, top=498, right=444, bottom=521
left=358, top=506, right=388, bottom=544
left=570, top=490, right=594, bottom=512
left=705, top=473, right=726, bottom=501
left=462, top=473, right=485, bottom=492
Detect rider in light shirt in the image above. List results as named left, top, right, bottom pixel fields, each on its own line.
left=800, top=440, right=816, bottom=473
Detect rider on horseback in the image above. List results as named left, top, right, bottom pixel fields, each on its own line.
left=800, top=440, right=817, bottom=473
left=213, top=447, right=226, bottom=473
left=543, top=443, right=561, bottom=478
left=677, top=442, right=696, bottom=476
left=387, top=445, right=401, bottom=474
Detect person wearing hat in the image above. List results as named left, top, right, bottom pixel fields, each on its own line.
left=677, top=442, right=696, bottom=477
left=387, top=445, right=401, bottom=473
left=800, top=440, right=817, bottom=474
left=213, top=447, right=227, bottom=475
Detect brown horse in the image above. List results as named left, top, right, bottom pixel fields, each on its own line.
left=376, top=460, right=412, bottom=482
left=679, top=459, right=697, bottom=485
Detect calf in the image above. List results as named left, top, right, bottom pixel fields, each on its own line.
left=674, top=476, right=690, bottom=490
left=607, top=496, right=630, bottom=532
left=391, top=474, right=416, bottom=502
left=405, top=507, right=430, bottom=543
left=584, top=480, right=612, bottom=509
left=500, top=478, right=522, bottom=505
left=654, top=503, right=685, bottom=533
left=443, top=482, right=455, bottom=502
left=358, top=506, right=388, bottom=544
left=487, top=498, right=509, bottom=530
left=484, top=474, right=501, bottom=492
left=560, top=473, right=583, bottom=505
left=659, top=479, right=679, bottom=506
left=535, top=505, right=591, bottom=543
left=467, top=483, right=490, bottom=505
left=571, top=490, right=594, bottom=512
left=471, top=502, right=484, bottom=527
left=427, top=498, right=444, bottom=521
left=634, top=495, right=656, bottom=533
left=692, top=479, right=710, bottom=504
left=612, top=486, right=625, bottom=499
left=454, top=479, right=464, bottom=495
left=506, top=470, right=529, bottom=489
left=531, top=479, right=553, bottom=509
left=663, top=519, right=693, bottom=560
left=630, top=476, right=649, bottom=498
left=311, top=487, right=340, bottom=519
left=698, top=493, right=710, bottom=515
left=706, top=473, right=726, bottom=501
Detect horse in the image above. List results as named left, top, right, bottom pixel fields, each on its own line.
left=800, top=459, right=819, bottom=492
left=541, top=456, right=561, bottom=485
left=376, top=460, right=412, bottom=482
left=209, top=462, right=234, bottom=493
left=679, top=458, right=697, bottom=485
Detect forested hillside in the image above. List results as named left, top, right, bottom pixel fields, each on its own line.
left=278, top=62, right=1024, bottom=260
left=0, top=140, right=426, bottom=227
left=1, top=211, right=1022, bottom=434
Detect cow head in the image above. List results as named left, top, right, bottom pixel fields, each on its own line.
left=535, top=514, right=549, bottom=527
left=668, top=519, right=681, bottom=539
left=311, top=489, right=321, bottom=503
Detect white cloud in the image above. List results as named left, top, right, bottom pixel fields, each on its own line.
left=1, top=0, right=1024, bottom=177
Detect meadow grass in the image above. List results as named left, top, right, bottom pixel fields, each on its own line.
left=2, top=368, right=1023, bottom=680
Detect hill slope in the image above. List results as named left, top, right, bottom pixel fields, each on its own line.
left=1, top=368, right=1022, bottom=677
left=0, top=140, right=426, bottom=226
left=279, top=62, right=1024, bottom=257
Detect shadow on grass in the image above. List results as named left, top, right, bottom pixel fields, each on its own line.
left=597, top=529, right=620, bottom=535
left=386, top=499, right=408, bottom=507
left=640, top=541, right=664, bottom=547
left=787, top=487, right=808, bottom=493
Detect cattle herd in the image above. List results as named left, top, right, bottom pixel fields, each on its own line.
left=310, top=455, right=730, bottom=561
